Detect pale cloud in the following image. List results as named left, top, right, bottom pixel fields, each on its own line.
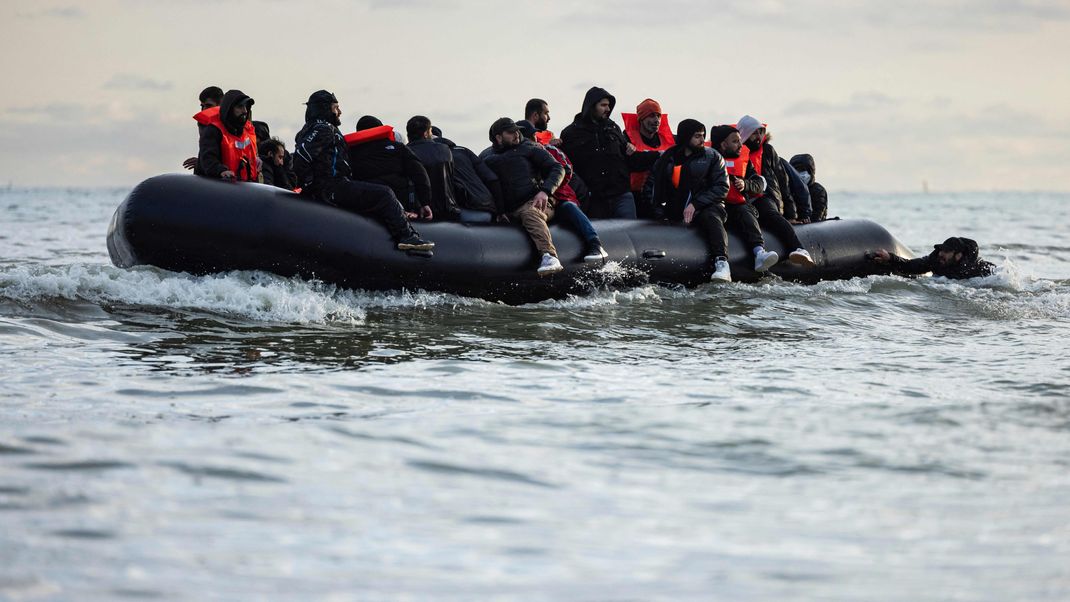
left=103, top=74, right=173, bottom=92
left=15, top=6, right=86, bottom=19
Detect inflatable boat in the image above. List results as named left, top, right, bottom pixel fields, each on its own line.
left=107, top=175, right=912, bottom=304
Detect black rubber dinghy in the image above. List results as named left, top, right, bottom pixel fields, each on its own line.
left=107, top=175, right=912, bottom=304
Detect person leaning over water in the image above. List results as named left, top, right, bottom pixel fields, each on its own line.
left=867, top=237, right=995, bottom=280
left=482, top=118, right=567, bottom=276
left=646, top=119, right=734, bottom=282
left=292, top=90, right=434, bottom=252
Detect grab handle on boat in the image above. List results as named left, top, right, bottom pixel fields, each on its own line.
left=642, top=249, right=667, bottom=259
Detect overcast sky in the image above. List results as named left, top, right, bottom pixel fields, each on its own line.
left=2, top=0, right=1068, bottom=191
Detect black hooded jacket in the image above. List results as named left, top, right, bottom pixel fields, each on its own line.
left=293, top=101, right=351, bottom=196
left=781, top=158, right=812, bottom=221
left=483, top=140, right=566, bottom=214
left=560, top=87, right=659, bottom=200
left=647, top=130, right=730, bottom=221
left=349, top=134, right=431, bottom=212
left=198, top=89, right=253, bottom=179
left=436, top=137, right=503, bottom=215
left=790, top=153, right=828, bottom=221
left=408, top=138, right=461, bottom=220
left=881, top=239, right=995, bottom=280
left=253, top=121, right=296, bottom=191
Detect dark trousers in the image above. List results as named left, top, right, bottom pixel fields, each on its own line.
left=754, top=196, right=802, bottom=250
left=322, top=180, right=415, bottom=241
left=691, top=203, right=764, bottom=259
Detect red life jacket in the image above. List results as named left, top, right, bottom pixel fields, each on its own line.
left=622, top=112, right=675, bottom=192
left=193, top=106, right=259, bottom=182
left=534, top=130, right=554, bottom=146
left=344, top=125, right=395, bottom=147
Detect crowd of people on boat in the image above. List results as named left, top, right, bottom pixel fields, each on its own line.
left=185, top=85, right=992, bottom=281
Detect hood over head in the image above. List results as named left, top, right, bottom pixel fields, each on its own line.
left=674, top=118, right=706, bottom=147
left=789, top=153, right=816, bottom=179
left=252, top=120, right=270, bottom=143
left=356, top=115, right=383, bottom=130
left=736, top=115, right=763, bottom=146
left=934, top=237, right=980, bottom=263
left=577, top=86, right=616, bottom=122
left=219, top=89, right=254, bottom=135
left=304, top=90, right=340, bottom=125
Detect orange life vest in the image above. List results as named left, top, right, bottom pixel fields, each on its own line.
left=534, top=130, right=554, bottom=146
left=724, top=145, right=750, bottom=205
left=622, top=112, right=675, bottom=192
left=193, top=106, right=259, bottom=182
left=344, top=125, right=396, bottom=147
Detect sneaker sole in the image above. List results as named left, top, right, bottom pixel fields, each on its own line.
left=537, top=266, right=564, bottom=277
left=397, top=242, right=435, bottom=251
left=788, top=252, right=816, bottom=267
left=711, top=274, right=732, bottom=283
left=755, top=253, right=779, bottom=272
left=583, top=254, right=608, bottom=264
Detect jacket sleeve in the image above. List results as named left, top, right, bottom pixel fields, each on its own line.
left=773, top=153, right=795, bottom=219
left=887, top=254, right=934, bottom=276
left=691, top=152, right=729, bottom=211
left=648, top=153, right=670, bottom=217
left=532, top=147, right=565, bottom=195
left=293, top=124, right=333, bottom=190
left=401, top=145, right=433, bottom=208
left=259, top=158, right=275, bottom=186
left=742, top=161, right=766, bottom=198
left=782, top=159, right=812, bottom=220
left=471, top=150, right=504, bottom=214
left=626, top=149, right=661, bottom=173
left=197, top=126, right=228, bottom=178
left=810, top=182, right=828, bottom=220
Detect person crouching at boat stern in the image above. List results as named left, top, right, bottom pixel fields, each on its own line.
left=483, top=118, right=567, bottom=276
left=292, top=90, right=433, bottom=252
left=646, top=119, right=734, bottom=282
left=516, top=120, right=609, bottom=264
left=194, top=89, right=259, bottom=182
left=867, top=237, right=995, bottom=279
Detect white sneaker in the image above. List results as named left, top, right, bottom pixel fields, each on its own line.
left=537, top=253, right=563, bottom=276
left=788, top=248, right=815, bottom=267
left=711, top=259, right=732, bottom=282
left=754, top=249, right=779, bottom=272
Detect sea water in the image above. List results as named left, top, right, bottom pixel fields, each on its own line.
left=1, top=186, right=1068, bottom=600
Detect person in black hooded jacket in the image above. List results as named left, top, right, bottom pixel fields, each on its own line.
left=789, top=153, right=828, bottom=221
left=433, top=129, right=503, bottom=222
left=405, top=116, right=462, bottom=221
left=348, top=115, right=433, bottom=218
left=197, top=89, right=256, bottom=180
left=868, top=237, right=995, bottom=279
left=647, top=119, right=736, bottom=282
left=254, top=121, right=296, bottom=190
left=560, top=86, right=660, bottom=219
left=292, top=90, right=433, bottom=251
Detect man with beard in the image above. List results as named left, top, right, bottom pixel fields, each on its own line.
left=293, top=90, right=433, bottom=252
left=646, top=119, right=734, bottom=282
left=194, top=89, right=258, bottom=182
left=733, top=116, right=815, bottom=267
left=867, top=237, right=995, bottom=279
left=348, top=115, right=433, bottom=220
left=482, top=118, right=567, bottom=276
left=560, top=86, right=660, bottom=219
left=524, top=98, right=559, bottom=146
left=184, top=86, right=223, bottom=173
left=406, top=115, right=462, bottom=221
left=622, top=98, right=675, bottom=217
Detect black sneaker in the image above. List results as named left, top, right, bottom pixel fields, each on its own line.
left=583, top=241, right=609, bottom=264
left=397, top=234, right=434, bottom=251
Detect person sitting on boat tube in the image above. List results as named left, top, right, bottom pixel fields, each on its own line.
left=646, top=119, right=734, bottom=282
left=406, top=116, right=463, bottom=222
left=732, top=117, right=816, bottom=268
left=347, top=115, right=433, bottom=220
left=432, top=126, right=504, bottom=224
left=867, top=237, right=995, bottom=280
left=623, top=98, right=675, bottom=218
left=183, top=86, right=223, bottom=174
left=517, top=120, right=609, bottom=264
left=483, top=118, right=567, bottom=276
left=292, top=90, right=434, bottom=252
left=524, top=98, right=560, bottom=147
left=193, top=89, right=259, bottom=182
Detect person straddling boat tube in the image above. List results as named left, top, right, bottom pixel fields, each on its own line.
left=646, top=119, right=734, bottom=282
left=516, top=120, right=609, bottom=265
left=867, top=237, right=994, bottom=280
left=292, top=90, right=434, bottom=252
left=733, top=116, right=816, bottom=267
left=194, top=89, right=259, bottom=182
left=483, top=118, right=567, bottom=276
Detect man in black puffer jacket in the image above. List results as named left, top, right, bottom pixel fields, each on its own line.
left=292, top=90, right=433, bottom=251
left=483, top=118, right=566, bottom=276
left=560, top=86, right=660, bottom=219
left=868, top=237, right=995, bottom=279
left=406, top=116, right=461, bottom=221
left=348, top=115, right=433, bottom=219
left=434, top=129, right=503, bottom=222
left=789, top=153, right=828, bottom=221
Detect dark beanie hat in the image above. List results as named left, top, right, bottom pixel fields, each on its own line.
left=709, top=125, right=739, bottom=149
left=431, top=125, right=442, bottom=138
left=675, top=118, right=705, bottom=145
left=356, top=115, right=383, bottom=130
left=305, top=90, right=338, bottom=105
left=515, top=119, right=537, bottom=140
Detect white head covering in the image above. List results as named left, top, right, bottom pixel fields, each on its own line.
left=736, top=115, right=763, bottom=144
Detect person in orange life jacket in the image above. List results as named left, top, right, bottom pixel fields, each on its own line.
left=736, top=116, right=800, bottom=220
left=517, top=120, right=608, bottom=264
left=431, top=125, right=503, bottom=223
left=483, top=118, right=567, bottom=276
left=624, top=98, right=675, bottom=218
left=406, top=116, right=462, bottom=221
left=195, top=89, right=258, bottom=181
left=560, top=86, right=660, bottom=219
left=735, top=115, right=815, bottom=267
left=524, top=98, right=559, bottom=147
left=645, top=120, right=735, bottom=282
left=348, top=115, right=433, bottom=220
left=789, top=153, right=828, bottom=221
left=292, top=90, right=433, bottom=252
left=184, top=86, right=223, bottom=174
